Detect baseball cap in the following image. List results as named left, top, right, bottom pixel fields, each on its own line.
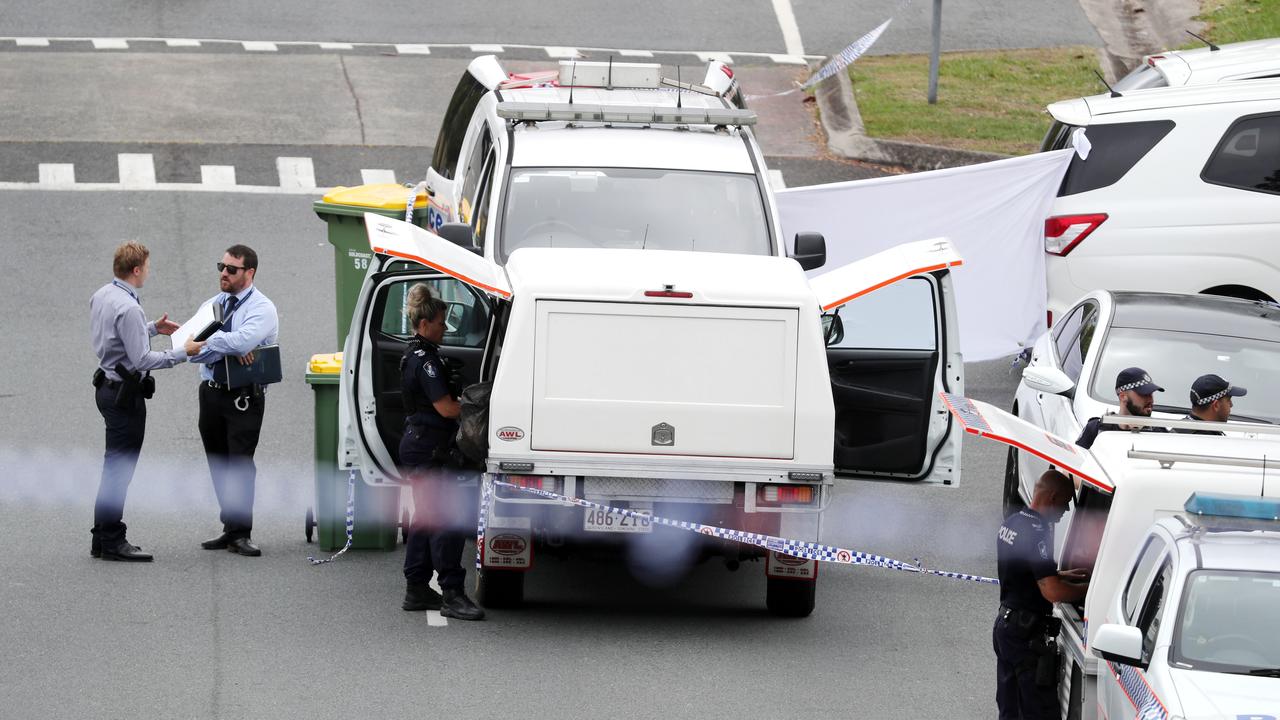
left=1190, top=374, right=1247, bottom=406
left=1115, top=367, right=1163, bottom=395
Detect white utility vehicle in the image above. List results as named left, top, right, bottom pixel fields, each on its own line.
left=1114, top=37, right=1280, bottom=91
left=337, top=57, right=966, bottom=617
left=1039, top=79, right=1280, bottom=322
left=943, top=398, right=1280, bottom=719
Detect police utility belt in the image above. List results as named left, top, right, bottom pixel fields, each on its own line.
left=93, top=364, right=155, bottom=408
left=999, top=604, right=1061, bottom=638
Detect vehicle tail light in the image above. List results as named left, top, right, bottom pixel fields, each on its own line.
left=758, top=485, right=815, bottom=505
left=1044, top=213, right=1108, bottom=256
left=505, top=475, right=560, bottom=494
left=1047, top=310, right=1053, bottom=328
left=644, top=289, right=693, bottom=298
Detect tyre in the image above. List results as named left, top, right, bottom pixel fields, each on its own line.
left=766, top=577, right=816, bottom=617
left=1002, top=444, right=1026, bottom=516
left=477, top=569, right=525, bottom=608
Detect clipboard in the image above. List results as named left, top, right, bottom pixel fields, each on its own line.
left=175, top=301, right=225, bottom=346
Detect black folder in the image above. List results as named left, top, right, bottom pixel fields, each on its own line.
left=222, top=345, right=283, bottom=389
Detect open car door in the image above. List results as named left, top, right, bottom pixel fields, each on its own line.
left=813, top=238, right=965, bottom=484
left=338, top=216, right=506, bottom=483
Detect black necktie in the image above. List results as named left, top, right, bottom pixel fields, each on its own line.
left=224, top=295, right=239, bottom=321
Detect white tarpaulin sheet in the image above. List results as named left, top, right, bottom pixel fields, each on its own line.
left=777, top=150, right=1073, bottom=361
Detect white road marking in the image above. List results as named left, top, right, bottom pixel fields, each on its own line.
left=0, top=181, right=328, bottom=195
left=618, top=49, right=654, bottom=57
left=276, top=157, right=316, bottom=189
left=767, top=53, right=809, bottom=65
left=318, top=42, right=353, bottom=50
left=426, top=611, right=448, bottom=627
left=38, top=164, right=75, bottom=186
left=118, top=154, right=156, bottom=188
left=768, top=169, right=786, bottom=191
left=395, top=44, right=432, bottom=55
left=165, top=38, right=202, bottom=47
left=360, top=169, right=397, bottom=185
left=200, top=165, right=237, bottom=187
left=695, top=52, right=734, bottom=64
left=544, top=46, right=580, bottom=58
left=469, top=44, right=505, bottom=53
left=92, top=38, right=129, bottom=50
left=771, top=0, right=807, bottom=57
left=14, top=38, right=50, bottom=47
left=242, top=41, right=278, bottom=52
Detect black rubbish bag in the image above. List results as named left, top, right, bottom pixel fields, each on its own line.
left=456, top=381, right=492, bottom=465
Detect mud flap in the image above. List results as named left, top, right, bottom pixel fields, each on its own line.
left=766, top=551, right=818, bottom=580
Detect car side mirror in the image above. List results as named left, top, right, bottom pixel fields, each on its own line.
left=1091, top=624, right=1145, bottom=668
left=1022, top=366, right=1076, bottom=398
left=437, top=222, right=481, bottom=255
left=822, top=313, right=844, bottom=346
left=791, top=232, right=826, bottom=271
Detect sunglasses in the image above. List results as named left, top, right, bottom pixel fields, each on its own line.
left=217, top=262, right=248, bottom=275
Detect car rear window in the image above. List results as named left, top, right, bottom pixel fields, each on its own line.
left=1056, top=120, right=1175, bottom=196
left=1201, top=112, right=1280, bottom=195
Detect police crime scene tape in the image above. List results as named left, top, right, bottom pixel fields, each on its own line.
left=307, top=470, right=356, bottom=565
left=478, top=478, right=999, bottom=585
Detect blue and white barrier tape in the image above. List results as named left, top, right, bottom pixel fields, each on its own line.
left=475, top=475, right=493, bottom=570
left=308, top=470, right=356, bottom=565
left=483, top=480, right=998, bottom=585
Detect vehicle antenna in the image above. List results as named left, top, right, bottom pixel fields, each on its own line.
left=676, top=65, right=683, bottom=109
left=1263, top=455, right=1268, bottom=498
left=607, top=55, right=614, bottom=89
left=1092, top=70, right=1122, bottom=98
left=642, top=224, right=649, bottom=249
left=1185, top=30, right=1220, bottom=51
left=569, top=61, right=578, bottom=105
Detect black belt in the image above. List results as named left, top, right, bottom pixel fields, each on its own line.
left=101, top=378, right=123, bottom=390
left=1000, top=604, right=1050, bottom=626
left=205, top=379, right=240, bottom=393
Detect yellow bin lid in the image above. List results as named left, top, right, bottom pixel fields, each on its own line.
left=321, top=184, right=427, bottom=211
left=308, top=352, right=344, bottom=374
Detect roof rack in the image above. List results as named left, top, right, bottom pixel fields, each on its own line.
left=496, top=101, right=757, bottom=126
left=1099, top=414, right=1280, bottom=435
left=1127, top=448, right=1280, bottom=470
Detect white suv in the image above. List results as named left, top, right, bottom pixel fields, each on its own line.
left=1041, top=79, right=1280, bottom=322
left=1114, top=37, right=1280, bottom=91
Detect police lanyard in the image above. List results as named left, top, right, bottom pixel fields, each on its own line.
left=112, top=279, right=140, bottom=306
left=221, top=288, right=254, bottom=330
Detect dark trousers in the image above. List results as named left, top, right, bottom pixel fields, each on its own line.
left=401, top=426, right=472, bottom=592
left=198, top=382, right=265, bottom=537
left=993, top=615, right=1060, bottom=720
left=93, top=384, right=146, bottom=545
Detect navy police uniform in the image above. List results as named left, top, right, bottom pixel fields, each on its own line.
left=400, top=335, right=470, bottom=594
left=1074, top=416, right=1168, bottom=449
left=994, top=508, right=1061, bottom=720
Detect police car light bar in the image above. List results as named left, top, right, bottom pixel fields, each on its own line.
left=1184, top=492, right=1280, bottom=521
left=559, top=60, right=662, bottom=88
left=497, top=101, right=757, bottom=126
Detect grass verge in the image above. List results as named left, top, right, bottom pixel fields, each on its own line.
left=848, top=47, right=1101, bottom=156
left=1197, top=0, right=1280, bottom=44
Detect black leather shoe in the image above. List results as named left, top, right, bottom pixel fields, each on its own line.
left=440, top=589, right=486, bottom=621
left=227, top=537, right=261, bottom=557
left=100, top=542, right=153, bottom=562
left=91, top=539, right=101, bottom=558
left=201, top=532, right=232, bottom=550
left=402, top=583, right=443, bottom=611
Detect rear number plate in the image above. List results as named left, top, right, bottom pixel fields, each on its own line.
left=583, top=508, right=652, bottom=534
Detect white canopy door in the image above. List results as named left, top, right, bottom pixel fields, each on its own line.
left=363, top=212, right=511, bottom=300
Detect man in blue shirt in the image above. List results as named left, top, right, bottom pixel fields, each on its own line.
left=89, top=241, right=195, bottom=561
left=184, top=245, right=278, bottom=557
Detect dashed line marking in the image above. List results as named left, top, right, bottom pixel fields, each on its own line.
left=92, top=38, right=129, bottom=50
left=276, top=157, right=316, bottom=189
left=544, top=46, right=581, bottom=58
left=360, top=169, right=397, bottom=185
left=618, top=49, right=654, bottom=57
left=200, top=165, right=237, bottom=187
left=14, top=37, right=50, bottom=47
left=38, top=163, right=75, bottom=186
left=165, top=38, right=202, bottom=48
left=469, top=44, right=505, bottom=53
left=395, top=44, right=432, bottom=55
left=318, top=41, right=353, bottom=50
left=242, top=40, right=278, bottom=52
left=768, top=53, right=809, bottom=65
left=118, top=153, right=156, bottom=188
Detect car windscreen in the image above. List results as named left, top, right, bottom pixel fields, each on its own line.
left=1089, top=327, right=1280, bottom=423
left=1172, top=569, right=1280, bottom=675
left=500, top=167, right=771, bottom=262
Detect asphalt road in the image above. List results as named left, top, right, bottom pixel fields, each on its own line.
left=4, top=0, right=1099, bottom=56
left=0, top=6, right=1094, bottom=716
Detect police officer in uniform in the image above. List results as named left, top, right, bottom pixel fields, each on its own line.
left=88, top=241, right=194, bottom=561
left=1175, top=373, right=1247, bottom=435
left=1075, top=366, right=1167, bottom=449
left=398, top=283, right=484, bottom=621
left=994, top=469, right=1089, bottom=720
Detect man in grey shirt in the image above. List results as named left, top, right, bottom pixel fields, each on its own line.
left=89, top=241, right=197, bottom=561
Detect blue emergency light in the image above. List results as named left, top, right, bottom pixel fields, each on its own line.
left=1184, top=492, right=1280, bottom=521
